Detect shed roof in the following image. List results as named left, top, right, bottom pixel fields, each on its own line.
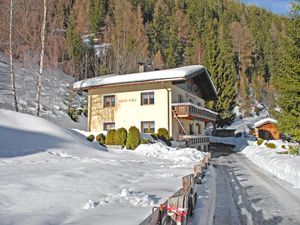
left=253, top=118, right=277, bottom=128
left=73, top=65, right=217, bottom=100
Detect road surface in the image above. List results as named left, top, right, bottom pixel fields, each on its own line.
left=210, top=143, right=300, bottom=225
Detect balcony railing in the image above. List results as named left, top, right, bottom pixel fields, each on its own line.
left=179, top=135, right=210, bottom=145
left=172, top=102, right=218, bottom=122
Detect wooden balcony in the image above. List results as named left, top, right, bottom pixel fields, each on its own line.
left=179, top=135, right=210, bottom=145
left=172, top=102, right=218, bottom=122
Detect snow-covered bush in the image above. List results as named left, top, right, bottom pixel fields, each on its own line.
left=105, top=129, right=117, bottom=145
left=158, top=128, right=171, bottom=146
left=67, top=107, right=79, bottom=122
left=126, top=126, right=140, bottom=150
left=282, top=145, right=286, bottom=149
left=96, top=133, right=106, bottom=145
left=87, top=135, right=95, bottom=142
left=115, top=128, right=127, bottom=147
left=256, top=138, right=264, bottom=146
left=264, top=142, right=276, bottom=149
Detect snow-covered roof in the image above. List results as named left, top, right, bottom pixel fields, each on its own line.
left=253, top=118, right=277, bottom=128
left=73, top=65, right=217, bottom=100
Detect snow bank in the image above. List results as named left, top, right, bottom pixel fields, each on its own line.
left=0, top=109, right=106, bottom=158
left=135, top=143, right=207, bottom=165
left=0, top=109, right=206, bottom=225
left=241, top=141, right=300, bottom=188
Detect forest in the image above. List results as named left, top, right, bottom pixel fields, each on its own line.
left=0, top=0, right=299, bottom=141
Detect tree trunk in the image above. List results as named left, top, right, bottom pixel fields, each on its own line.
left=36, top=0, right=47, bottom=116
left=9, top=0, right=18, bottom=112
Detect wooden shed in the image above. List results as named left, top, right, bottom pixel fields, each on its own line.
left=250, top=118, right=280, bottom=140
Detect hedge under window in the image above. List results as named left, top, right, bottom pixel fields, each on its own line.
left=141, top=121, right=155, bottom=133
left=141, top=92, right=154, bottom=105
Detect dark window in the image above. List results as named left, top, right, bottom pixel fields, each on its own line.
left=141, top=121, right=155, bottom=133
left=103, top=95, right=115, bottom=108
left=178, top=94, right=184, bottom=103
left=189, top=123, right=194, bottom=135
left=103, top=122, right=115, bottom=131
left=197, top=124, right=201, bottom=134
left=141, top=92, right=154, bottom=105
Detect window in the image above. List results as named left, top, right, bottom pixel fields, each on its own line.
left=197, top=124, right=201, bottom=134
left=141, top=92, right=154, bottom=105
left=197, top=102, right=202, bottom=107
left=103, top=122, right=115, bottom=131
left=141, top=121, right=155, bottom=133
left=178, top=94, right=184, bottom=103
left=103, top=95, right=115, bottom=108
left=189, top=123, right=194, bottom=135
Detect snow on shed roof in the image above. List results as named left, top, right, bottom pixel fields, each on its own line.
left=253, top=118, right=277, bottom=128
left=73, top=65, right=217, bottom=100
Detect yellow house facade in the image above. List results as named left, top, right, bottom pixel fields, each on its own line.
left=73, top=65, right=218, bottom=150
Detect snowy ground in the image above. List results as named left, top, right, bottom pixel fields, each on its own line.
left=210, top=136, right=300, bottom=188
left=0, top=53, right=87, bottom=129
left=0, top=109, right=207, bottom=225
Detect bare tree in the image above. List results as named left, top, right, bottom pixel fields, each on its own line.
left=36, top=0, right=47, bottom=116
left=9, top=0, right=18, bottom=111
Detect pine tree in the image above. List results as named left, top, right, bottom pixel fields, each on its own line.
left=273, top=0, right=300, bottom=141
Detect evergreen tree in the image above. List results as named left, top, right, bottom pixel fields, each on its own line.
left=273, top=0, right=300, bottom=141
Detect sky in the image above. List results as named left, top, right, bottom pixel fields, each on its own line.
left=240, top=0, right=292, bottom=15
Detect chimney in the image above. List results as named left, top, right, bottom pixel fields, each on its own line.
left=138, top=62, right=145, bottom=73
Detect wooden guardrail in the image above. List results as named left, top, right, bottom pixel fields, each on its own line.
left=140, top=153, right=212, bottom=225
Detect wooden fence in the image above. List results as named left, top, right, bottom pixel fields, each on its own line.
left=140, top=153, right=211, bottom=225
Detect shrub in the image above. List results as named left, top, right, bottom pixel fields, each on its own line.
left=157, top=128, right=171, bottom=146
left=290, top=148, right=299, bottom=155
left=76, top=108, right=84, bottom=116
left=115, top=128, right=128, bottom=146
left=256, top=138, right=264, bottom=146
left=96, top=133, right=106, bottom=145
left=83, top=108, right=88, bottom=117
left=87, top=134, right=95, bottom=142
left=105, top=129, right=117, bottom=145
left=151, top=133, right=158, bottom=140
left=140, top=138, right=149, bottom=144
left=281, top=145, right=286, bottom=149
left=67, top=107, right=79, bottom=122
left=264, top=142, right=276, bottom=149
left=126, top=126, right=140, bottom=150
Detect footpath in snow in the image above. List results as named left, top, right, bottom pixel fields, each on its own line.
left=211, top=136, right=300, bottom=188
left=0, top=109, right=209, bottom=225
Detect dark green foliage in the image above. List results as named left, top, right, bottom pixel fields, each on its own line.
left=256, top=138, right=264, bottom=146
left=264, top=142, right=276, bottom=149
left=157, top=128, right=171, bottom=146
left=105, top=129, right=117, bottom=145
left=96, top=133, right=106, bottom=145
left=67, top=107, right=79, bottom=122
left=126, top=126, right=140, bottom=150
left=151, top=133, right=158, bottom=140
left=87, top=135, right=95, bottom=142
left=115, top=128, right=128, bottom=146
left=140, top=138, right=149, bottom=144
left=272, top=1, right=300, bottom=142
left=281, top=145, right=286, bottom=149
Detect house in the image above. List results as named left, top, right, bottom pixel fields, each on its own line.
left=73, top=65, right=218, bottom=150
left=249, top=118, right=280, bottom=140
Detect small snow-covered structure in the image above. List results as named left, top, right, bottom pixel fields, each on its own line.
left=249, top=118, right=280, bottom=140
left=73, top=65, right=218, bottom=150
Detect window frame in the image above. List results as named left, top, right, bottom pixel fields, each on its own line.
left=141, top=92, right=155, bottom=105
left=103, top=95, right=116, bottom=108
left=141, top=121, right=155, bottom=133
left=103, top=122, right=115, bottom=131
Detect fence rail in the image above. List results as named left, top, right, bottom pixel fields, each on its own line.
left=139, top=153, right=212, bottom=225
